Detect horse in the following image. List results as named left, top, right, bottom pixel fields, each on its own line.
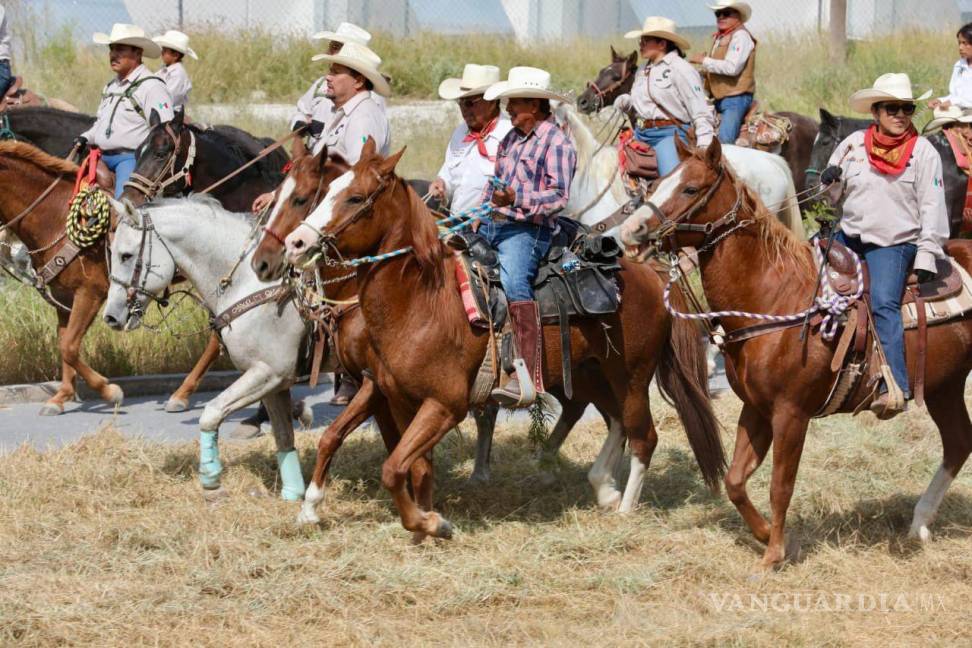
left=809, top=108, right=966, bottom=237
left=619, top=136, right=972, bottom=569
left=575, top=49, right=820, bottom=198
left=3, top=106, right=94, bottom=158
left=103, top=195, right=313, bottom=501
left=280, top=138, right=725, bottom=540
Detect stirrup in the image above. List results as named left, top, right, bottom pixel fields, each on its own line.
left=490, top=358, right=537, bottom=408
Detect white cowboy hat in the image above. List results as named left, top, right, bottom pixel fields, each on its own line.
left=93, top=23, right=162, bottom=59
left=849, top=73, right=933, bottom=114
left=707, top=1, right=753, bottom=22
left=311, top=22, right=372, bottom=47
left=438, top=64, right=501, bottom=100
left=152, top=30, right=198, bottom=60
left=312, top=42, right=391, bottom=97
left=483, top=66, right=569, bottom=103
left=623, top=16, right=691, bottom=53
left=922, top=104, right=972, bottom=134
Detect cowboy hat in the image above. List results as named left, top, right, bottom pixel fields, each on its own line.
left=438, top=64, right=501, bottom=100
left=922, top=104, right=972, bottom=134
left=483, top=66, right=569, bottom=103
left=152, top=30, right=198, bottom=60
left=311, top=22, right=372, bottom=47
left=849, top=73, right=933, bottom=114
left=707, top=1, right=753, bottom=22
left=312, top=42, right=391, bottom=97
left=93, top=23, right=162, bottom=59
left=623, top=16, right=691, bottom=53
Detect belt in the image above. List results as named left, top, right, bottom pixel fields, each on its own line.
left=638, top=118, right=680, bottom=129
left=97, top=147, right=135, bottom=157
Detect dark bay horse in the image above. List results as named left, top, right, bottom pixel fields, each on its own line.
left=281, top=139, right=725, bottom=540
left=4, top=106, right=94, bottom=158
left=809, top=108, right=966, bottom=237
left=620, top=137, right=972, bottom=568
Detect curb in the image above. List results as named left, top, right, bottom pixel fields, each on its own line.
left=0, top=371, right=243, bottom=406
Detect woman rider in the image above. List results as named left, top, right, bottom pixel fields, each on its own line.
left=820, top=73, right=949, bottom=419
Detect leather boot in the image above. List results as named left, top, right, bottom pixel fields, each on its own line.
left=330, top=370, right=358, bottom=405
left=491, top=300, right=543, bottom=407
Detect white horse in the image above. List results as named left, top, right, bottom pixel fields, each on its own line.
left=557, top=103, right=805, bottom=240
left=104, top=196, right=310, bottom=501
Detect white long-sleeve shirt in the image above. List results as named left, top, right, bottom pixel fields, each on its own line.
left=81, top=64, right=175, bottom=151
left=158, top=61, right=192, bottom=112
left=291, top=76, right=387, bottom=151
left=828, top=130, right=948, bottom=273
left=701, top=29, right=755, bottom=77
left=314, top=90, right=389, bottom=162
left=939, top=58, right=972, bottom=109
left=0, top=6, right=11, bottom=62
left=436, top=115, right=513, bottom=214
left=627, top=51, right=714, bottom=147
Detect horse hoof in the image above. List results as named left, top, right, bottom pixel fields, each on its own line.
left=104, top=384, right=124, bottom=406
left=909, top=525, right=932, bottom=543
left=434, top=517, right=454, bottom=540
left=467, top=470, right=491, bottom=485
left=411, top=531, right=428, bottom=545
left=38, top=403, right=64, bottom=416
left=296, top=505, right=321, bottom=526
left=597, top=490, right=622, bottom=512
left=202, top=486, right=228, bottom=503
left=165, top=398, right=189, bottom=413
left=229, top=420, right=264, bottom=439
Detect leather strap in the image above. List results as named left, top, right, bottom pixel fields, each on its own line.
left=831, top=308, right=858, bottom=372
left=199, top=127, right=304, bottom=195
left=721, top=314, right=821, bottom=345
left=36, top=240, right=81, bottom=286
left=558, top=300, right=572, bottom=400
left=211, top=285, right=291, bottom=331
left=309, top=323, right=327, bottom=388
left=591, top=197, right=642, bottom=234
left=912, top=285, right=927, bottom=407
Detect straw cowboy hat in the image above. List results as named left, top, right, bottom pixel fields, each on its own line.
left=849, top=73, right=932, bottom=114
left=707, top=1, right=753, bottom=22
left=483, top=66, right=569, bottom=103
left=312, top=42, right=391, bottom=96
left=438, top=64, right=501, bottom=100
left=922, top=104, right=972, bottom=134
left=312, top=22, right=372, bottom=47
left=623, top=16, right=691, bottom=53
left=93, top=23, right=162, bottom=59
left=153, top=30, right=198, bottom=60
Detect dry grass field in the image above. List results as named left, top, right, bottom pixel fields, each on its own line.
left=2, top=391, right=972, bottom=646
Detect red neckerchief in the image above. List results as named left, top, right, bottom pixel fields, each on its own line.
left=712, top=24, right=742, bottom=41
left=462, top=117, right=498, bottom=160
left=864, top=123, right=919, bottom=176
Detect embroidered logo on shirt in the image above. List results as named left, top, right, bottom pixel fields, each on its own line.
left=158, top=101, right=169, bottom=110
left=934, top=177, right=944, bottom=187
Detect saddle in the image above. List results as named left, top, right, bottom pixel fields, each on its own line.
left=735, top=103, right=793, bottom=153
left=618, top=129, right=659, bottom=181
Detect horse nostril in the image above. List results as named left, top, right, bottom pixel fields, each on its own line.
left=293, top=239, right=304, bottom=250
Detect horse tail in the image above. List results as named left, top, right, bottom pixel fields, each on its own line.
left=655, top=280, right=726, bottom=492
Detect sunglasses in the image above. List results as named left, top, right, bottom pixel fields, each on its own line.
left=877, top=102, right=916, bottom=116
left=715, top=9, right=736, bottom=18
left=458, top=96, right=486, bottom=108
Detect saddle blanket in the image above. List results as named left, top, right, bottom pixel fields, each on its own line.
left=902, top=258, right=972, bottom=329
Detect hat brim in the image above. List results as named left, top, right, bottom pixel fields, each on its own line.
left=311, top=52, right=391, bottom=96
left=623, top=29, right=691, bottom=52
left=93, top=32, right=162, bottom=58
left=922, top=113, right=972, bottom=134
left=708, top=3, right=752, bottom=22
left=311, top=30, right=367, bottom=47
left=438, top=78, right=493, bottom=100
left=483, top=81, right=568, bottom=103
left=153, top=38, right=198, bottom=60
left=849, top=88, right=933, bottom=114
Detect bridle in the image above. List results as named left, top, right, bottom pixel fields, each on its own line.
left=262, top=169, right=329, bottom=248
left=124, top=123, right=197, bottom=199
left=585, top=59, right=634, bottom=112
left=109, top=210, right=177, bottom=321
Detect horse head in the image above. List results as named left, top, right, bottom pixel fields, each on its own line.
left=121, top=110, right=190, bottom=207
left=576, top=46, right=637, bottom=115
left=807, top=108, right=870, bottom=185
left=251, top=139, right=349, bottom=281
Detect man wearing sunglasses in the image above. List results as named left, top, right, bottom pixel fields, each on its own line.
left=689, top=1, right=756, bottom=144
left=819, top=73, right=948, bottom=419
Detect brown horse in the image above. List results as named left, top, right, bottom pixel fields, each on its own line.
left=620, top=137, right=972, bottom=568
left=281, top=139, right=725, bottom=540
left=0, top=141, right=216, bottom=414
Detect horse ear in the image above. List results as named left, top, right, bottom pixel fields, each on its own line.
left=360, top=136, right=378, bottom=161
left=291, top=136, right=308, bottom=160
left=674, top=134, right=693, bottom=161
left=377, top=146, right=407, bottom=177
left=627, top=50, right=638, bottom=67
left=149, top=109, right=161, bottom=128
left=610, top=45, right=620, bottom=61
left=704, top=138, right=723, bottom=169
left=315, top=145, right=328, bottom=171
left=819, top=108, right=835, bottom=126
left=172, top=110, right=184, bottom=128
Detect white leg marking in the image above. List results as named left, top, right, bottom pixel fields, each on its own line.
left=297, top=481, right=324, bottom=525
left=589, top=419, right=625, bottom=511
left=909, top=464, right=954, bottom=543
left=618, top=455, right=647, bottom=514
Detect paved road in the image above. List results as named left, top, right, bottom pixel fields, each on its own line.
left=0, top=362, right=730, bottom=453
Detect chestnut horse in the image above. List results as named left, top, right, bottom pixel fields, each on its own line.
left=281, top=139, right=725, bottom=540
left=620, top=137, right=972, bottom=568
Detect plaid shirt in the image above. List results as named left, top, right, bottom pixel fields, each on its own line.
left=488, top=116, right=577, bottom=227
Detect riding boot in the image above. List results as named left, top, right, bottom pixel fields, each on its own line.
left=330, top=370, right=358, bottom=406
left=491, top=300, right=543, bottom=408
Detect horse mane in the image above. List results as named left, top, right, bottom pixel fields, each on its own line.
left=555, top=103, right=596, bottom=174
left=0, top=140, right=78, bottom=176
left=738, top=179, right=814, bottom=276
left=397, top=177, right=446, bottom=287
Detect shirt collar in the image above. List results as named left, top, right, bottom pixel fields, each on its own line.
left=514, top=114, right=557, bottom=140
left=660, top=50, right=680, bottom=66
left=334, top=90, right=370, bottom=115
left=958, top=58, right=972, bottom=71
left=115, top=64, right=150, bottom=87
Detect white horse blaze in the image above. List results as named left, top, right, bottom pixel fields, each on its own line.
left=265, top=176, right=296, bottom=231
left=284, top=170, right=354, bottom=263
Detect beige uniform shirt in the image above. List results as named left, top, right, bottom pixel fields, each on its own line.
left=314, top=90, right=389, bottom=162
left=158, top=61, right=192, bottom=112
left=629, top=51, right=714, bottom=147
left=292, top=76, right=387, bottom=152
left=828, top=130, right=948, bottom=273
left=436, top=116, right=513, bottom=214
left=82, top=64, right=174, bottom=151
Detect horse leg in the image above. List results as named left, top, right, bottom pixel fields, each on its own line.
left=724, top=404, right=773, bottom=544
left=470, top=403, right=498, bottom=484
left=40, top=312, right=78, bottom=416
left=166, top=332, right=221, bottom=413
left=263, top=388, right=305, bottom=501
left=618, top=391, right=658, bottom=515
left=588, top=416, right=626, bottom=511
left=540, top=396, right=589, bottom=464
left=381, top=399, right=458, bottom=539
left=761, top=408, right=810, bottom=568
left=909, top=381, right=972, bottom=542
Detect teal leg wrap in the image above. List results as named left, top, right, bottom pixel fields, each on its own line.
left=276, top=449, right=306, bottom=501
left=198, top=431, right=223, bottom=489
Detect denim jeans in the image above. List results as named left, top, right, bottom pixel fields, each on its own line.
left=835, top=231, right=917, bottom=397
left=481, top=218, right=552, bottom=301
left=714, top=93, right=753, bottom=144
left=101, top=150, right=137, bottom=199
left=0, top=60, right=12, bottom=97
left=633, top=124, right=691, bottom=177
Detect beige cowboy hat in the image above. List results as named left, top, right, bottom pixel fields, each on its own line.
left=849, top=73, right=933, bottom=114
left=922, top=104, right=972, bottom=134
left=483, top=66, right=569, bottom=103
left=438, top=64, right=501, bottom=100
left=707, top=1, right=753, bottom=22
left=311, top=22, right=372, bottom=47
left=93, top=23, right=162, bottom=59
left=152, top=30, right=198, bottom=60
left=312, top=42, right=391, bottom=97
left=624, top=16, right=692, bottom=52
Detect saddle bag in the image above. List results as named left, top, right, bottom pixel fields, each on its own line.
left=534, top=226, right=622, bottom=323
left=619, top=129, right=659, bottom=180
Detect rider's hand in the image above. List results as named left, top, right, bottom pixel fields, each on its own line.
left=73, top=135, right=88, bottom=151
left=491, top=187, right=515, bottom=208
left=916, top=269, right=936, bottom=284
left=927, top=99, right=942, bottom=110
left=252, top=191, right=276, bottom=213
left=613, top=93, right=633, bottom=113
left=292, top=120, right=309, bottom=132
left=820, top=165, right=843, bottom=186
left=688, top=53, right=705, bottom=65
left=307, top=120, right=326, bottom=137
left=429, top=177, right=447, bottom=200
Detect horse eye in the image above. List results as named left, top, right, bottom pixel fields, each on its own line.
left=683, top=186, right=700, bottom=196
left=346, top=195, right=365, bottom=205
left=120, top=253, right=133, bottom=263
left=292, top=196, right=308, bottom=206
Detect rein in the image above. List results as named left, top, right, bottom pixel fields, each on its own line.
left=124, top=124, right=197, bottom=199
left=199, top=127, right=306, bottom=195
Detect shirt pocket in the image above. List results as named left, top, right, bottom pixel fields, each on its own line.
left=897, top=164, right=918, bottom=185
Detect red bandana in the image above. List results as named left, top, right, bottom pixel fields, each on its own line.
left=462, top=118, right=498, bottom=160
left=863, top=124, right=919, bottom=176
